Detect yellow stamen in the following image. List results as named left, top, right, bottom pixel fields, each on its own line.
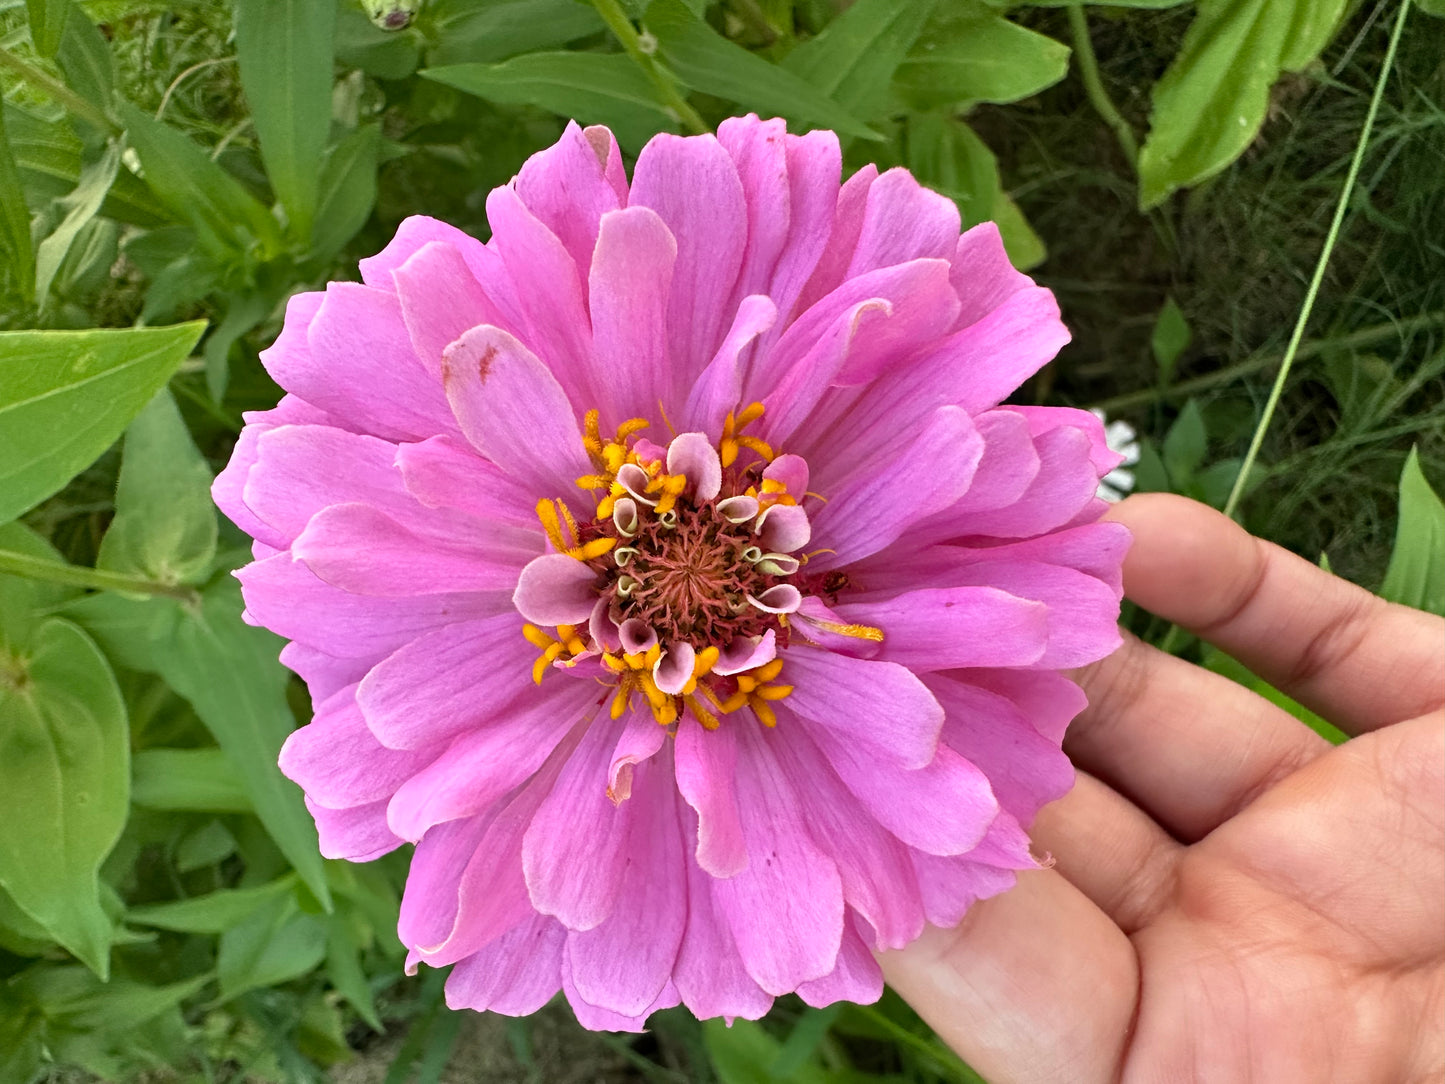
left=753, top=700, right=777, bottom=728
left=576, top=473, right=611, bottom=490
left=736, top=435, right=775, bottom=462
left=754, top=658, right=785, bottom=683
left=583, top=409, right=604, bottom=458
left=687, top=695, right=720, bottom=731
left=808, top=619, right=885, bottom=642
left=521, top=624, right=554, bottom=649
left=535, top=499, right=569, bottom=552
left=736, top=401, right=766, bottom=428
left=693, top=646, right=719, bottom=678
left=575, top=536, right=617, bottom=561
left=616, top=417, right=650, bottom=441
left=755, top=683, right=793, bottom=701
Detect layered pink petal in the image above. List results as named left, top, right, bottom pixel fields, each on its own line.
left=444, top=912, right=566, bottom=1016
left=514, top=121, right=625, bottom=278
left=279, top=687, right=436, bottom=807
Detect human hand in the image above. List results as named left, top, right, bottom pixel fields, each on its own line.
left=881, top=493, right=1445, bottom=1083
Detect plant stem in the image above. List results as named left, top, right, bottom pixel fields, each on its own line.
left=0, top=45, right=119, bottom=135
left=588, top=0, right=709, bottom=134
left=1222, top=0, right=1412, bottom=519
left=0, top=548, right=199, bottom=603
left=1067, top=4, right=1138, bottom=169
left=1088, top=311, right=1445, bottom=415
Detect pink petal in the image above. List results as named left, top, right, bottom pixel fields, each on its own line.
left=358, top=214, right=491, bottom=291
left=484, top=185, right=596, bottom=409
left=716, top=115, right=791, bottom=307
left=755, top=128, right=841, bottom=339
left=665, top=432, right=723, bottom=502
left=398, top=812, right=494, bottom=955
left=711, top=722, right=843, bottom=995
left=588, top=206, right=677, bottom=426
left=394, top=435, right=540, bottom=529
left=441, top=324, right=591, bottom=497
left=513, top=553, right=601, bottom=626
left=926, top=675, right=1075, bottom=825
left=756, top=503, right=810, bottom=553
left=212, top=425, right=271, bottom=544
left=910, top=815, right=1034, bottom=928
left=278, top=642, right=371, bottom=704
left=514, top=120, right=625, bottom=278
left=807, top=406, right=983, bottom=569
left=608, top=709, right=668, bottom=800
left=781, top=645, right=943, bottom=770
left=673, top=806, right=773, bottom=1020
left=629, top=133, right=747, bottom=390
left=956, top=419, right=1103, bottom=538
left=566, top=756, right=686, bottom=1015
left=356, top=613, right=537, bottom=749
left=796, top=920, right=883, bottom=1008
left=236, top=553, right=509, bottom=659
left=673, top=716, right=747, bottom=877
left=950, top=221, right=1034, bottom=329
left=386, top=677, right=598, bottom=842
left=563, top=974, right=680, bottom=1033
left=392, top=240, right=503, bottom=379
left=681, top=294, right=777, bottom=438
left=288, top=282, right=458, bottom=442
left=846, top=167, right=960, bottom=277
left=292, top=502, right=532, bottom=596
left=795, top=164, right=877, bottom=312
left=523, top=713, right=637, bottom=930
left=835, top=586, right=1049, bottom=671
left=306, top=796, right=402, bottom=861
left=444, top=912, right=566, bottom=1016
left=279, top=687, right=436, bottom=807
left=962, top=669, right=1086, bottom=744
left=652, top=642, right=696, bottom=698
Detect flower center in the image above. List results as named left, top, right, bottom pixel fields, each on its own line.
left=518, top=405, right=811, bottom=731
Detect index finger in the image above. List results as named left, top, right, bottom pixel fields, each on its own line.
left=1108, top=494, right=1445, bottom=735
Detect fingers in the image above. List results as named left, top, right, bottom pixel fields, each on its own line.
left=879, top=870, right=1138, bottom=1084
left=1030, top=771, right=1182, bottom=933
left=1067, top=631, right=1330, bottom=841
left=1107, top=494, right=1445, bottom=735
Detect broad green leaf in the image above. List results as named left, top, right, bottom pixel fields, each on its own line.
left=1151, top=295, right=1191, bottom=383
left=154, top=578, right=331, bottom=909
left=25, top=0, right=69, bottom=56
left=233, top=0, right=336, bottom=243
left=28, top=968, right=209, bottom=1032
left=0, top=618, right=127, bottom=978
left=0, top=321, right=206, bottom=525
left=703, top=1018, right=836, bottom=1084
left=780, top=0, right=935, bottom=121
left=202, top=288, right=274, bottom=401
left=326, top=914, right=382, bottom=1030
left=33, top=139, right=119, bottom=305
left=0, top=523, right=77, bottom=648
left=5, top=103, right=168, bottom=227
left=128, top=876, right=296, bottom=934
left=644, top=0, right=883, bottom=141
left=903, top=113, right=1045, bottom=269
left=96, top=389, right=217, bottom=585
left=58, top=590, right=173, bottom=674
left=0, top=99, right=36, bottom=305
left=55, top=5, right=114, bottom=116
left=1420, top=0, right=1444, bottom=16
left=427, top=0, right=605, bottom=66
left=1137, top=0, right=1349, bottom=208
left=132, top=748, right=253, bottom=813
left=176, top=819, right=238, bottom=872
left=894, top=15, right=1070, bottom=109
left=311, top=123, right=381, bottom=263
left=0, top=993, right=45, bottom=1084
left=117, top=100, right=282, bottom=260
left=1023, top=0, right=1188, bottom=7
left=217, top=891, right=327, bottom=1000
left=1162, top=398, right=1207, bottom=481
left=423, top=54, right=675, bottom=149
left=335, top=2, right=422, bottom=80
left=1379, top=447, right=1445, bottom=617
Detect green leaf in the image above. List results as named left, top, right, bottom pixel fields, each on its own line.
left=233, top=0, right=337, bottom=243
left=96, top=389, right=217, bottom=586
left=0, top=618, right=127, bottom=978
left=894, top=15, right=1070, bottom=110
left=0, top=994, right=45, bottom=1084
left=0, top=321, right=206, bottom=526
left=644, top=0, right=883, bottom=141
left=902, top=113, right=1045, bottom=269
left=780, top=0, right=936, bottom=121
left=33, top=139, right=119, bottom=307
left=5, top=103, right=169, bottom=227
left=423, top=53, right=675, bottom=148
left=311, top=123, right=381, bottom=263
left=153, top=578, right=332, bottom=910
left=132, top=748, right=254, bottom=813
left=335, top=3, right=422, bottom=80
left=128, top=876, right=296, bottom=934
left=25, top=0, right=70, bottom=56
left=1379, top=447, right=1445, bottom=617
left=426, top=0, right=605, bottom=66
left=704, top=1018, right=836, bottom=1084
left=217, top=891, right=327, bottom=1000
left=202, top=288, right=274, bottom=401
left=1162, top=398, right=1207, bottom=482
left=116, top=100, right=281, bottom=260
left=1150, top=295, right=1191, bottom=384
left=1203, top=646, right=1346, bottom=743
left=326, top=914, right=382, bottom=1030
left=0, top=96, right=37, bottom=305
left=1137, top=0, right=1349, bottom=208
left=0, top=523, right=77, bottom=649
left=55, top=5, right=114, bottom=115
left=1419, top=0, right=1445, bottom=16
left=28, top=968, right=209, bottom=1033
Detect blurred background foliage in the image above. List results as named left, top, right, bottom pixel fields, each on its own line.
left=0, top=0, right=1441, bottom=1080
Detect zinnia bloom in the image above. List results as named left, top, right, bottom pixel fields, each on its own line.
left=214, top=115, right=1128, bottom=1030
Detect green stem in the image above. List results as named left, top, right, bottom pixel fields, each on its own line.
left=1067, top=4, right=1138, bottom=169
left=0, top=548, right=199, bottom=603
left=588, top=0, right=709, bottom=134
left=1088, top=312, right=1445, bottom=415
left=1222, top=0, right=1412, bottom=519
left=0, top=45, right=119, bottom=135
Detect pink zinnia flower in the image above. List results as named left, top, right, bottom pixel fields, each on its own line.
left=214, top=115, right=1128, bottom=1030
